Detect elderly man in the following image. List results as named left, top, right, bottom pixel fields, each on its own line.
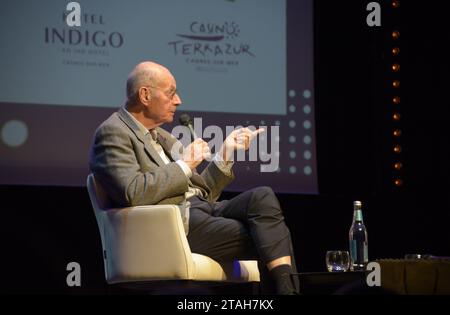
left=89, top=61, right=299, bottom=294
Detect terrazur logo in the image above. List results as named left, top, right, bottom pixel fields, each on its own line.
left=168, top=21, right=255, bottom=58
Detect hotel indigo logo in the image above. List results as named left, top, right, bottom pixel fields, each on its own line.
left=45, top=11, right=124, bottom=48
left=44, top=5, right=124, bottom=68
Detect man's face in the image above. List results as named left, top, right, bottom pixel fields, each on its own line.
left=145, top=72, right=182, bottom=125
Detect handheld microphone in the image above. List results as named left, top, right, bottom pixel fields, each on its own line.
left=179, top=113, right=198, bottom=141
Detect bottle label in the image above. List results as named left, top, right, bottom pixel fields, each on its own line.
left=350, top=240, right=368, bottom=264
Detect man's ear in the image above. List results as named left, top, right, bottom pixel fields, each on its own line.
left=139, top=87, right=151, bottom=104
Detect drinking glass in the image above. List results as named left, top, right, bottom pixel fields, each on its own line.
left=326, top=250, right=350, bottom=272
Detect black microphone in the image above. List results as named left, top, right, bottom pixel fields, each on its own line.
left=179, top=113, right=198, bottom=141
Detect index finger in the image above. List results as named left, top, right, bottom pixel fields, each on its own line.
left=252, top=127, right=266, bottom=136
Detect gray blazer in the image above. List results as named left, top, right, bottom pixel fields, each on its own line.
left=89, top=107, right=235, bottom=233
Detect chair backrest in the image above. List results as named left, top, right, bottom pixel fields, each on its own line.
left=87, top=174, right=195, bottom=283
left=86, top=174, right=109, bottom=280
left=87, top=174, right=111, bottom=211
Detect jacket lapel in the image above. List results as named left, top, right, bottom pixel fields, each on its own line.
left=117, top=107, right=166, bottom=167
left=156, top=128, right=178, bottom=161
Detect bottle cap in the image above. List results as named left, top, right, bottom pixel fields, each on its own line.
left=353, top=201, right=362, bottom=207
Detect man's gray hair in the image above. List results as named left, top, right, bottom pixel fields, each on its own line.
left=126, top=65, right=161, bottom=102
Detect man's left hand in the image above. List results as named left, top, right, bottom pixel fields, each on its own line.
left=219, top=127, right=266, bottom=162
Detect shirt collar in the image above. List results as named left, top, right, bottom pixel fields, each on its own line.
left=122, top=107, right=153, bottom=138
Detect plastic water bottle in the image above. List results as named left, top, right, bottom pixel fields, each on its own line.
left=349, top=201, right=368, bottom=271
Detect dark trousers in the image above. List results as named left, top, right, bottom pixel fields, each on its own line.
left=186, top=186, right=298, bottom=292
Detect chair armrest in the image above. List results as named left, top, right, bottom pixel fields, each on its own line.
left=99, top=204, right=195, bottom=283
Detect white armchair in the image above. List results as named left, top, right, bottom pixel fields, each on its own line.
left=87, top=174, right=260, bottom=285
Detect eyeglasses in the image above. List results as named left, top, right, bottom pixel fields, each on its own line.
left=146, top=85, right=178, bottom=101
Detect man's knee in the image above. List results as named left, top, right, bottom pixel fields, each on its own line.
left=249, top=186, right=283, bottom=215
left=253, top=186, right=275, bottom=198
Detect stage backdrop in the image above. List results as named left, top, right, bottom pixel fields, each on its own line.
left=0, top=0, right=317, bottom=194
